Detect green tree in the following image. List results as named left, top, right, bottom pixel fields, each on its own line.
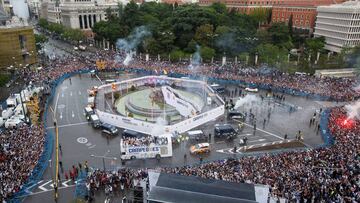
left=63, top=28, right=84, bottom=43
left=256, top=43, right=287, bottom=66
left=194, top=24, right=214, bottom=47
left=200, top=46, right=215, bottom=61
left=169, top=49, right=185, bottom=62
left=210, top=2, right=227, bottom=14
left=268, top=23, right=293, bottom=49
left=38, top=18, right=49, bottom=29
left=34, top=34, right=48, bottom=50
left=304, top=37, right=325, bottom=62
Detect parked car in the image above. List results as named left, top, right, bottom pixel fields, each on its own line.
left=101, top=123, right=118, bottom=136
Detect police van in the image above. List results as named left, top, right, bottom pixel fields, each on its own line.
left=214, top=124, right=238, bottom=139
left=120, top=134, right=173, bottom=160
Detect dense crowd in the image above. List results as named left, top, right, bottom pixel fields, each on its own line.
left=0, top=124, right=45, bottom=201
left=23, top=50, right=360, bottom=102
left=164, top=107, right=360, bottom=202
left=122, top=136, right=168, bottom=147
left=85, top=107, right=359, bottom=202
left=1, top=47, right=359, bottom=202
left=86, top=168, right=148, bottom=199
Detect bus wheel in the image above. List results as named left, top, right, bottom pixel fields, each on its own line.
left=155, top=154, right=161, bottom=160
left=130, top=156, right=136, bottom=160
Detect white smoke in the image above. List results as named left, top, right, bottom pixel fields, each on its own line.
left=123, top=51, right=135, bottom=66
left=116, top=26, right=151, bottom=66
left=150, top=116, right=167, bottom=136
left=234, top=94, right=260, bottom=109
left=188, top=45, right=201, bottom=70
left=345, top=84, right=360, bottom=120
left=345, top=101, right=360, bottom=120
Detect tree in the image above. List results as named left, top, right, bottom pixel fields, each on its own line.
left=169, top=49, right=185, bottom=62
left=288, top=14, right=293, bottom=37
left=194, top=24, right=214, bottom=47
left=210, top=2, right=227, bottom=14
left=34, top=34, right=48, bottom=50
left=38, top=18, right=49, bottom=29
left=63, top=28, right=84, bottom=43
left=200, top=46, right=215, bottom=62
left=304, top=37, right=325, bottom=62
left=256, top=43, right=287, bottom=66
left=268, top=23, right=293, bottom=49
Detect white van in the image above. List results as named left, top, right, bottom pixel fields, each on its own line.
left=2, top=108, right=14, bottom=120
left=5, top=117, right=23, bottom=129
left=187, top=130, right=206, bottom=141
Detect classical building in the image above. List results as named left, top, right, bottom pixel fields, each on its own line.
left=0, top=17, right=37, bottom=69
left=314, top=1, right=360, bottom=53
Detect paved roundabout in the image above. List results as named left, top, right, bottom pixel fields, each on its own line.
left=17, top=69, right=340, bottom=203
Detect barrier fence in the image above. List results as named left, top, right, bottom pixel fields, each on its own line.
left=6, top=67, right=336, bottom=202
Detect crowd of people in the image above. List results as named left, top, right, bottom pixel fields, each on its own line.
left=86, top=168, right=148, bottom=200
left=122, top=135, right=168, bottom=147
left=164, top=107, right=360, bottom=202
left=1, top=46, right=359, bottom=202
left=84, top=107, right=359, bottom=202
left=0, top=124, right=45, bottom=201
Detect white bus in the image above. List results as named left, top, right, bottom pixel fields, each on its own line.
left=120, top=134, right=173, bottom=160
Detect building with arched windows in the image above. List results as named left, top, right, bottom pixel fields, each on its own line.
left=198, top=0, right=346, bottom=32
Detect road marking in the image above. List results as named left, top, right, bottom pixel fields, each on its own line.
left=248, top=138, right=266, bottom=143
left=88, top=144, right=96, bottom=149
left=54, top=93, right=60, bottom=117
left=17, top=184, right=77, bottom=198
left=77, top=137, right=88, bottom=144
left=24, top=180, right=43, bottom=194
left=70, top=91, right=72, bottom=96
left=233, top=119, right=284, bottom=140
left=71, top=111, right=75, bottom=118
left=95, top=74, right=103, bottom=84
left=60, top=112, right=63, bottom=120
left=46, top=121, right=89, bottom=129
left=38, top=180, right=52, bottom=192
left=62, top=180, right=71, bottom=187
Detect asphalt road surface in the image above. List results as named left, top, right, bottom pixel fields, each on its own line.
left=22, top=70, right=339, bottom=203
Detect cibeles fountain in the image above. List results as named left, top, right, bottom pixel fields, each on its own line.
left=94, top=75, right=225, bottom=136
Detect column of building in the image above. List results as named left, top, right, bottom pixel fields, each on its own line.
left=79, top=13, right=101, bottom=29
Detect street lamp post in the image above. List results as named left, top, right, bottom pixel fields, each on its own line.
left=90, top=150, right=117, bottom=171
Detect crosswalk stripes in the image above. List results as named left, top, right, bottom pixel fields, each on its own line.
left=30, top=179, right=77, bottom=192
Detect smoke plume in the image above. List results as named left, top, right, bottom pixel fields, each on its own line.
left=116, top=26, right=151, bottom=66
left=234, top=94, right=260, bottom=109
left=345, top=101, right=360, bottom=120
left=188, top=45, right=201, bottom=70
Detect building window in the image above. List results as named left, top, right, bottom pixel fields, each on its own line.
left=19, top=35, right=26, bottom=50
left=79, top=15, right=83, bottom=29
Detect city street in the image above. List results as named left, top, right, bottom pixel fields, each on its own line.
left=23, top=70, right=336, bottom=203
